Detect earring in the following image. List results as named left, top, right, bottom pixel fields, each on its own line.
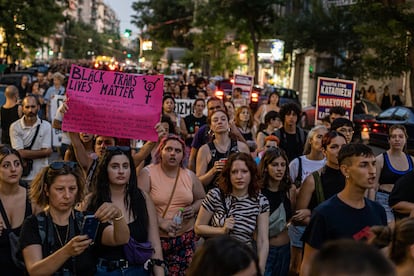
left=228, top=128, right=231, bottom=132
left=346, top=175, right=349, bottom=179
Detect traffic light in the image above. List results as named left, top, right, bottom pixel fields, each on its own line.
left=309, top=65, right=314, bottom=74
left=124, top=29, right=132, bottom=38
left=127, top=53, right=132, bottom=58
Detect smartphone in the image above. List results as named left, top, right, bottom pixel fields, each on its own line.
left=81, top=215, right=100, bottom=243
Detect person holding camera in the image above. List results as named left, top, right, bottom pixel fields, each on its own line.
left=20, top=162, right=129, bottom=275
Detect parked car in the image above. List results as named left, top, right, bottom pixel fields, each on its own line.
left=260, top=86, right=300, bottom=106
left=0, top=73, right=33, bottom=86
left=369, top=106, right=414, bottom=153
left=301, top=98, right=381, bottom=129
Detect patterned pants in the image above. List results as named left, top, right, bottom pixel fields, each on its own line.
left=160, top=230, right=196, bottom=276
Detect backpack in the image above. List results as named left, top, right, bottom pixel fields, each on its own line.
left=16, top=210, right=84, bottom=267
left=35, top=211, right=84, bottom=260
left=274, top=127, right=306, bottom=149
left=293, top=157, right=303, bottom=188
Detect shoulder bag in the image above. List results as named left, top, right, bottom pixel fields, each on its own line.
left=22, top=122, right=41, bottom=177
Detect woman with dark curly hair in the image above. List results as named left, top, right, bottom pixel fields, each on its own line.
left=195, top=152, right=269, bottom=273
left=259, top=148, right=296, bottom=276
left=85, top=147, right=164, bottom=275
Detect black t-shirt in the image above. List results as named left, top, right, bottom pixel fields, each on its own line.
left=262, top=188, right=292, bottom=221
left=184, top=114, right=207, bottom=146
left=389, top=171, right=414, bottom=220
left=0, top=105, right=20, bottom=145
left=20, top=213, right=97, bottom=275
left=302, top=195, right=387, bottom=249
left=308, top=166, right=346, bottom=211
left=276, top=127, right=305, bottom=162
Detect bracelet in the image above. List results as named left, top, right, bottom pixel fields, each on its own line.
left=114, top=214, right=124, bottom=221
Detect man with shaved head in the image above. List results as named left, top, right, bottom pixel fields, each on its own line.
left=1, top=85, right=22, bottom=145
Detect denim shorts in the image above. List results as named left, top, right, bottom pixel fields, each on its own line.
left=95, top=264, right=149, bottom=276
left=376, top=191, right=394, bottom=223
left=287, top=224, right=305, bottom=248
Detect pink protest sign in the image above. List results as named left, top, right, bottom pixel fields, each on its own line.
left=62, top=64, right=163, bottom=141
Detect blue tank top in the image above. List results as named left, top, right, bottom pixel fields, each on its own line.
left=378, top=152, right=413, bottom=185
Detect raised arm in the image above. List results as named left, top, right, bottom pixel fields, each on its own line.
left=69, top=132, right=93, bottom=172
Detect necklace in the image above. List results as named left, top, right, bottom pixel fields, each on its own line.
left=53, top=223, right=69, bottom=247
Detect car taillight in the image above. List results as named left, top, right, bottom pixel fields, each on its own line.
left=251, top=92, right=259, bottom=103
left=215, top=90, right=224, bottom=100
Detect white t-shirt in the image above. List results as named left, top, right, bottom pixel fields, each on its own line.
left=10, top=117, right=52, bottom=181
left=289, top=155, right=326, bottom=186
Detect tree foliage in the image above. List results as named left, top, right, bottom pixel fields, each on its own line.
left=131, top=0, right=194, bottom=49
left=64, top=20, right=122, bottom=60
left=281, top=0, right=414, bottom=83
left=194, top=0, right=282, bottom=82
left=0, top=0, right=64, bottom=61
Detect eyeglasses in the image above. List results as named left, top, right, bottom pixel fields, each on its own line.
left=49, top=161, right=77, bottom=170
left=106, top=146, right=131, bottom=153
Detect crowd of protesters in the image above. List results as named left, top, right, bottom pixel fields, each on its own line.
left=0, top=64, right=413, bottom=276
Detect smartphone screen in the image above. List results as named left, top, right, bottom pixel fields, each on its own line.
left=81, top=215, right=100, bottom=243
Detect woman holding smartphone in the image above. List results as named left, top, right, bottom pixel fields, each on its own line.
left=87, top=146, right=165, bottom=275
left=20, top=161, right=129, bottom=275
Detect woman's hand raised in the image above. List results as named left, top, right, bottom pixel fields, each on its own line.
left=94, top=202, right=123, bottom=223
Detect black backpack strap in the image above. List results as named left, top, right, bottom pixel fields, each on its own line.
left=294, top=157, right=303, bottom=187
left=298, top=127, right=305, bottom=145
left=37, top=212, right=54, bottom=257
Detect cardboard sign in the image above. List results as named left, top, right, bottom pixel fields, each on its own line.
left=233, top=74, right=254, bottom=107
left=174, top=99, right=195, bottom=117
left=316, top=77, right=356, bottom=122
left=62, top=65, right=163, bottom=141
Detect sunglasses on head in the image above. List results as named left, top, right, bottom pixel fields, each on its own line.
left=106, top=146, right=131, bottom=153
left=49, top=161, right=77, bottom=170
